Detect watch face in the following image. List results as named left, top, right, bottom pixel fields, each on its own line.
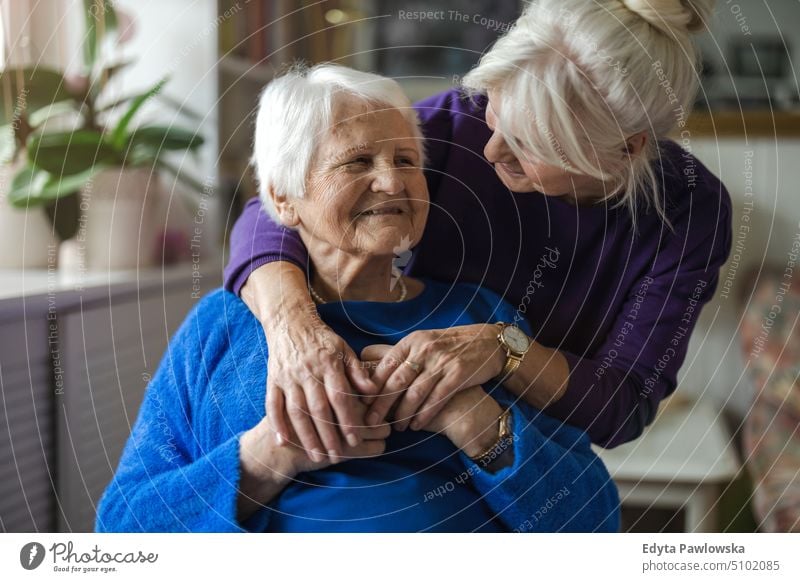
left=503, top=326, right=530, bottom=353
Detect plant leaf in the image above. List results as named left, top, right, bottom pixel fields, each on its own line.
left=0, top=67, right=73, bottom=125
left=127, top=125, right=204, bottom=153
left=27, top=130, right=119, bottom=175
left=155, top=93, right=205, bottom=121
left=28, top=100, right=79, bottom=128
left=98, top=88, right=203, bottom=122
left=109, top=77, right=168, bottom=149
left=90, top=59, right=132, bottom=98
left=9, top=163, right=104, bottom=208
left=83, top=0, right=118, bottom=72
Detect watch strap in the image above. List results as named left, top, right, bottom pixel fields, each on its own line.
left=470, top=408, right=514, bottom=468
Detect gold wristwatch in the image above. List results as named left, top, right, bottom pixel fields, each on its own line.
left=470, top=408, right=513, bottom=468
left=495, top=322, right=531, bottom=381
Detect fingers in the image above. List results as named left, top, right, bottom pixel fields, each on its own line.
left=360, top=344, right=393, bottom=362
left=343, top=438, right=386, bottom=460
left=343, top=345, right=378, bottom=395
left=408, top=381, right=454, bottom=431
left=366, top=348, right=425, bottom=427
left=324, top=372, right=363, bottom=447
left=365, top=381, right=405, bottom=427
left=370, top=343, right=409, bottom=388
left=304, top=381, right=343, bottom=463
left=285, top=388, right=326, bottom=463
left=266, top=382, right=290, bottom=445
left=392, top=369, right=442, bottom=431
left=359, top=421, right=391, bottom=441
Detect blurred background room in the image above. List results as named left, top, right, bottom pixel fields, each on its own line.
left=1, top=0, right=798, bottom=533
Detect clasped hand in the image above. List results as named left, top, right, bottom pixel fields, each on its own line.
left=263, top=321, right=506, bottom=467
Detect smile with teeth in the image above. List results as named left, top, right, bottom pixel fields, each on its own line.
left=357, top=208, right=403, bottom=216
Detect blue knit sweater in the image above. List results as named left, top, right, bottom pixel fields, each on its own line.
left=96, top=280, right=619, bottom=532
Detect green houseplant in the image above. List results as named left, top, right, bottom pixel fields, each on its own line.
left=0, top=0, right=204, bottom=269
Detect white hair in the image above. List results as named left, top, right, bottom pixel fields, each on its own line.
left=251, top=63, right=424, bottom=222
left=463, top=0, right=716, bottom=227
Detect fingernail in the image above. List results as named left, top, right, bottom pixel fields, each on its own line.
left=367, top=412, right=379, bottom=426
left=311, top=448, right=323, bottom=462
left=328, top=449, right=340, bottom=463
left=396, top=422, right=407, bottom=432
left=410, top=421, right=420, bottom=431
left=347, top=433, right=359, bottom=447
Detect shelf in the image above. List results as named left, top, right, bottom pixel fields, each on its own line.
left=0, top=263, right=221, bottom=319
left=682, top=109, right=800, bottom=138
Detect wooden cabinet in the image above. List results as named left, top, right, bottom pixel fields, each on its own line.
left=0, top=267, right=214, bottom=532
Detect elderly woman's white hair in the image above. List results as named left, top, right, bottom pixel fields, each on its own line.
left=463, top=0, right=715, bottom=225
left=252, top=63, right=425, bottom=222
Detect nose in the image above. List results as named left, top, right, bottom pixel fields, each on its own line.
left=370, top=166, right=404, bottom=195
left=484, top=129, right=516, bottom=164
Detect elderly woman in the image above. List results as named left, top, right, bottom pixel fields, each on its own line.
left=225, top=0, right=731, bottom=457
left=95, top=65, right=619, bottom=532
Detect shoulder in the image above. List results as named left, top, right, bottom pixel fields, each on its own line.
left=655, top=140, right=732, bottom=226
left=640, top=141, right=733, bottom=267
left=171, top=288, right=257, bottom=356
left=413, top=88, right=487, bottom=137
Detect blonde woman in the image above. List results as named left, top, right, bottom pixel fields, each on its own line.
left=225, top=0, right=731, bottom=459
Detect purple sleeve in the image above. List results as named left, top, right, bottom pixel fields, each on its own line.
left=223, top=197, right=308, bottom=294
left=545, top=193, right=732, bottom=448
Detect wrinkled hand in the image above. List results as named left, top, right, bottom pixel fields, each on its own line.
left=362, top=324, right=505, bottom=431
left=265, top=396, right=390, bottom=477
left=420, top=385, right=503, bottom=457
left=239, top=399, right=390, bottom=520
left=263, top=307, right=377, bottom=464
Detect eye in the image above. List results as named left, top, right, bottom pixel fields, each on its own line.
left=396, top=156, right=416, bottom=167
left=511, top=137, right=528, bottom=152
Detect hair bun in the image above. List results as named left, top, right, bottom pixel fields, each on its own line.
left=621, top=0, right=714, bottom=35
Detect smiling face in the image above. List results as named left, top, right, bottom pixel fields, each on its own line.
left=278, top=99, right=428, bottom=259
left=484, top=90, right=608, bottom=201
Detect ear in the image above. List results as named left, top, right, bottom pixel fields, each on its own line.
left=267, top=187, right=301, bottom=228
left=624, top=131, right=648, bottom=158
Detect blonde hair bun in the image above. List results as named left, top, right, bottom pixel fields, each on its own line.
left=621, top=0, right=714, bottom=35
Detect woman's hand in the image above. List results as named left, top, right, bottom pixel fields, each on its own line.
left=242, top=262, right=378, bottom=464
left=238, top=405, right=390, bottom=523
left=419, top=386, right=504, bottom=458
left=362, top=324, right=506, bottom=431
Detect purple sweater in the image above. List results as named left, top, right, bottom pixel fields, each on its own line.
left=224, top=89, right=732, bottom=448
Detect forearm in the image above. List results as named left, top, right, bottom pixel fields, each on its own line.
left=501, top=340, right=663, bottom=447
left=503, top=341, right=569, bottom=409
left=467, top=404, right=620, bottom=532
left=447, top=396, right=504, bottom=459
left=237, top=424, right=295, bottom=523
left=97, top=436, right=256, bottom=532
left=544, top=352, right=664, bottom=447
left=240, top=261, right=313, bottom=333
left=223, top=197, right=309, bottom=294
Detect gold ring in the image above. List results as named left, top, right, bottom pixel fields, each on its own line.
left=403, top=359, right=422, bottom=372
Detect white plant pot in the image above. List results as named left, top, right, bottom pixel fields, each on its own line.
left=76, top=166, right=159, bottom=271
left=0, top=158, right=58, bottom=269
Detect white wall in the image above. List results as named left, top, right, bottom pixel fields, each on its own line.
left=679, top=138, right=800, bottom=418
left=672, top=0, right=800, bottom=417
left=107, top=0, right=222, bottom=251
